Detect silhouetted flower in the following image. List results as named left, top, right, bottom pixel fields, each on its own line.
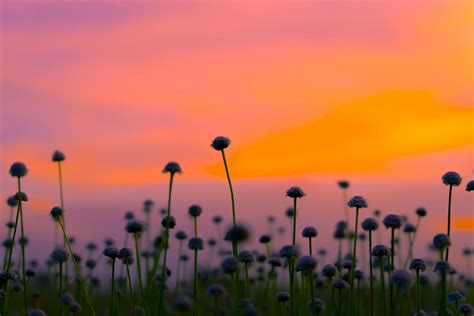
left=224, top=225, right=249, bottom=244
left=279, top=245, right=299, bottom=258
left=119, top=247, right=133, bottom=259
left=302, top=226, right=318, bottom=238
left=161, top=216, right=176, bottom=229
left=239, top=251, right=255, bottom=264
left=409, top=258, right=426, bottom=271
left=267, top=257, right=282, bottom=267
left=143, top=199, right=154, bottom=213
left=175, top=231, right=188, bottom=241
left=60, top=292, right=75, bottom=306
left=103, top=246, right=119, bottom=259
left=188, top=204, right=202, bottom=217
left=354, top=270, right=364, bottom=280
left=188, top=237, right=204, bottom=251
left=162, top=162, right=182, bottom=174
left=371, top=245, right=390, bottom=257
left=211, top=136, right=231, bottom=151
left=415, top=207, right=427, bottom=217
left=347, top=196, right=368, bottom=208
left=124, top=211, right=134, bottom=220
left=125, top=220, right=145, bottom=233
left=447, top=291, right=465, bottom=304
left=27, top=309, right=46, bottom=316
left=295, top=255, right=317, bottom=272
left=458, top=303, right=473, bottom=315
left=52, top=150, right=66, bottom=162
left=321, top=264, right=337, bottom=279
left=50, top=246, right=69, bottom=264
left=389, top=269, right=413, bottom=288
left=212, top=215, right=222, bottom=224
left=337, top=180, right=350, bottom=189
left=14, top=192, right=28, bottom=202
left=383, top=214, right=402, bottom=229
left=434, top=261, right=450, bottom=273
left=442, top=171, right=462, bottom=186
left=50, top=206, right=64, bottom=221
left=259, top=234, right=271, bottom=244
left=9, top=162, right=28, bottom=178
left=361, top=218, right=379, bottom=231
left=332, top=278, right=349, bottom=290
left=207, top=283, right=227, bottom=297
left=221, top=257, right=239, bottom=274
left=6, top=196, right=17, bottom=208
left=403, top=223, right=416, bottom=233
left=174, top=296, right=192, bottom=311
left=286, top=187, right=305, bottom=199
left=276, top=291, right=290, bottom=303
left=466, top=180, right=474, bottom=192
left=433, top=233, right=451, bottom=250
left=69, top=302, right=82, bottom=313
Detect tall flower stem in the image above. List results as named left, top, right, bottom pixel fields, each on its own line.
left=368, top=231, right=374, bottom=316
left=308, top=273, right=316, bottom=316
left=308, top=238, right=313, bottom=256
left=174, top=240, right=183, bottom=296
left=133, top=234, right=148, bottom=314
left=289, top=257, right=295, bottom=316
left=220, top=150, right=238, bottom=257
left=125, top=263, right=137, bottom=316
left=58, top=218, right=96, bottom=315
left=379, top=259, right=387, bottom=316
left=415, top=269, right=420, bottom=316
left=192, top=249, right=199, bottom=316
left=349, top=207, right=360, bottom=316
left=390, top=228, right=395, bottom=315
left=156, top=172, right=175, bottom=314
left=244, top=263, right=250, bottom=298
left=57, top=161, right=69, bottom=290
left=403, top=216, right=421, bottom=268
left=292, top=198, right=297, bottom=245
left=110, top=258, right=116, bottom=316
left=59, top=262, right=63, bottom=316
left=445, top=185, right=453, bottom=261
left=17, top=178, right=28, bottom=315
left=438, top=270, right=447, bottom=316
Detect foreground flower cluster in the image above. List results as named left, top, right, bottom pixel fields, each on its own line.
left=1, top=138, right=473, bottom=316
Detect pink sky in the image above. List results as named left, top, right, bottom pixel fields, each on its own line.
left=0, top=1, right=472, bottom=271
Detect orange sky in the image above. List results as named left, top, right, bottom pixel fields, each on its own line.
left=0, top=1, right=473, bottom=268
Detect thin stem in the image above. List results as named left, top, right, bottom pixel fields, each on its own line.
left=221, top=150, right=239, bottom=258
left=379, top=258, right=387, bottom=316
left=308, top=273, right=316, bottom=316
left=416, top=269, right=420, bottom=316
left=214, top=296, right=219, bottom=316
left=292, top=198, right=297, bottom=245
left=289, top=257, right=295, bottom=316
left=194, top=217, right=198, bottom=237
left=18, top=178, right=28, bottom=315
left=403, top=216, right=421, bottom=268
left=308, top=238, right=312, bottom=256
left=349, top=207, right=360, bottom=316
left=445, top=185, right=453, bottom=261
left=59, top=262, right=63, bottom=316
left=133, top=234, right=148, bottom=314
left=193, top=249, right=199, bottom=316
left=58, top=218, right=96, bottom=316
left=126, top=263, right=137, bottom=316
left=438, top=271, right=447, bottom=316
left=369, top=232, right=374, bottom=316
left=110, top=259, right=115, bottom=316
left=58, top=162, right=70, bottom=291
left=244, top=263, right=250, bottom=298
left=174, top=240, right=183, bottom=296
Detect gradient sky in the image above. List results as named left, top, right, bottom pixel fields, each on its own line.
left=0, top=1, right=473, bottom=270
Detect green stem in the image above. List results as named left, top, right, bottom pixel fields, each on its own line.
left=17, top=178, right=28, bottom=315
left=289, top=257, right=295, bottom=316
left=292, top=198, right=297, bottom=245
left=244, top=263, right=250, bottom=298
left=126, top=263, right=137, bottom=316
left=59, top=262, right=63, bottom=316
left=445, top=185, right=453, bottom=261
left=438, top=271, right=447, bottom=316
left=174, top=240, right=183, bottom=296
left=308, top=238, right=312, bottom=256
left=193, top=249, right=199, bottom=316
left=416, top=269, right=420, bottom=316
left=308, top=273, right=316, bottom=316
left=369, top=232, right=374, bottom=316
left=58, top=162, right=70, bottom=292
left=110, top=259, right=115, bottom=316
left=380, top=259, right=387, bottom=316
left=58, top=218, right=96, bottom=316
left=133, top=234, right=148, bottom=314
left=390, top=228, right=395, bottom=315
left=349, top=207, right=360, bottom=316
left=403, top=217, right=421, bottom=268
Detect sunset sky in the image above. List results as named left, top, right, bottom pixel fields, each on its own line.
left=1, top=1, right=473, bottom=268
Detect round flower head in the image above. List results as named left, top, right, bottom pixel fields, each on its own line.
left=52, top=150, right=66, bottom=162
left=415, top=207, right=427, bottom=217
left=124, top=211, right=134, bottom=220
left=302, top=226, right=318, bottom=238
left=259, top=234, right=271, bottom=244
left=383, top=214, right=402, bottom=229
left=6, top=196, right=18, bottom=208
left=221, top=256, right=239, bottom=274
left=50, top=246, right=69, bottom=264
left=9, top=162, right=28, bottom=178
left=207, top=238, right=216, bottom=246
left=86, top=259, right=96, bottom=269
left=212, top=215, right=222, bottom=224
left=321, top=264, right=337, bottom=279
left=161, top=216, right=176, bottom=229
left=103, top=246, right=119, bottom=259
left=86, top=242, right=97, bottom=251
left=342, top=259, right=353, bottom=270
left=462, top=247, right=472, bottom=256
left=409, top=258, right=426, bottom=271
left=361, top=217, right=379, bottom=231
left=285, top=207, right=294, bottom=218
left=188, top=204, right=202, bottom=217
left=466, top=180, right=474, bottom=192
left=207, top=283, right=227, bottom=297
left=267, top=215, right=275, bottom=223
left=279, top=245, right=299, bottom=258
left=403, top=223, right=416, bottom=234
left=295, top=255, right=317, bottom=272
left=175, top=231, right=188, bottom=241
left=333, top=227, right=346, bottom=239
left=143, top=199, right=154, bottom=213
left=354, top=270, right=364, bottom=280
left=60, top=292, right=75, bottom=306
left=267, top=256, right=282, bottom=267
left=434, top=260, right=451, bottom=273
left=6, top=221, right=14, bottom=229
left=347, top=196, right=368, bottom=208
left=373, top=209, right=381, bottom=217
left=286, top=186, right=305, bottom=199
left=458, top=303, right=473, bottom=315
left=211, top=136, right=231, bottom=151
left=389, top=269, right=413, bottom=288
left=336, top=220, right=348, bottom=230
left=447, top=291, right=465, bottom=304
left=174, top=296, right=192, bottom=311
left=239, top=250, right=255, bottom=264
left=276, top=291, right=290, bottom=303
left=332, top=278, right=349, bottom=290
left=159, top=208, right=167, bottom=216
left=125, top=220, right=145, bottom=234
left=119, top=247, right=133, bottom=259
left=162, top=161, right=182, bottom=174
left=371, top=244, right=390, bottom=257
left=69, top=302, right=82, bottom=313
left=104, top=238, right=114, bottom=247
left=307, top=298, right=326, bottom=314
left=224, top=224, right=249, bottom=244
left=337, top=180, right=350, bottom=189
left=442, top=171, right=462, bottom=186
left=27, top=309, right=46, bottom=316
left=188, top=237, right=204, bottom=251
left=433, top=233, right=451, bottom=250
left=14, top=192, right=28, bottom=202
left=50, top=206, right=64, bottom=221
